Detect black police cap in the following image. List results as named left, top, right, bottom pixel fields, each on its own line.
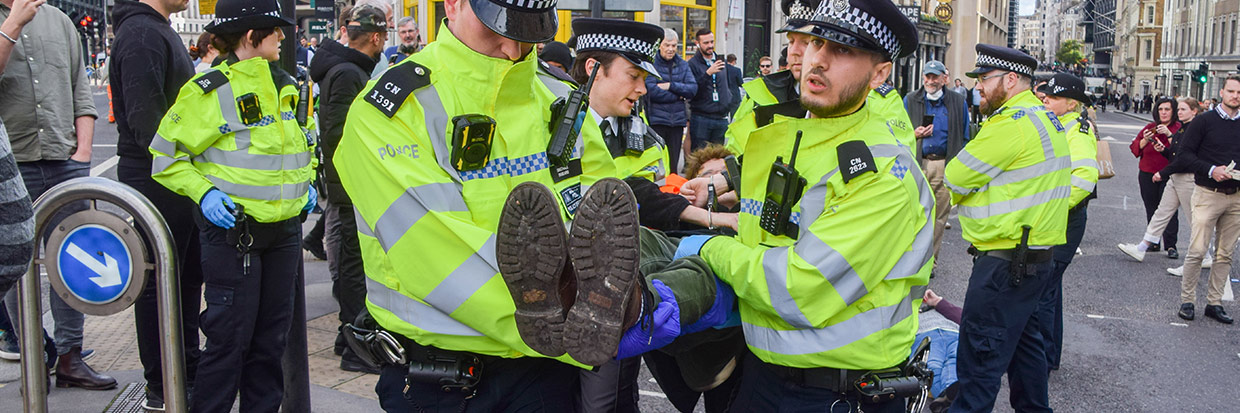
left=967, top=44, right=1038, bottom=79
left=1036, top=73, right=1093, bottom=106
left=470, top=0, right=559, bottom=44
left=800, top=0, right=918, bottom=60
left=205, top=0, right=296, bottom=35
left=568, top=18, right=664, bottom=80
left=776, top=0, right=822, bottom=34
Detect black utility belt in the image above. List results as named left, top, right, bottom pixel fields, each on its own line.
left=979, top=248, right=1053, bottom=264
left=693, top=112, right=728, bottom=120
left=765, top=361, right=927, bottom=404
left=922, top=153, right=946, bottom=161
left=344, top=321, right=490, bottom=394
left=766, top=363, right=870, bottom=394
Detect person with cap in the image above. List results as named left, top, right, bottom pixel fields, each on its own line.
left=646, top=27, right=696, bottom=172
left=308, top=3, right=388, bottom=376
left=1033, top=73, right=1098, bottom=372
left=944, top=44, right=1071, bottom=413
left=723, top=0, right=814, bottom=157
left=333, top=0, right=623, bottom=409
left=672, top=0, right=935, bottom=410
left=905, top=59, right=971, bottom=277
left=538, top=40, right=573, bottom=75
left=148, top=0, right=317, bottom=410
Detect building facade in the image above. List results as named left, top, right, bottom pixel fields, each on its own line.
left=1037, top=0, right=1088, bottom=66
left=1114, top=0, right=1165, bottom=97
left=171, top=0, right=214, bottom=48
left=1015, top=14, right=1043, bottom=58
left=946, top=0, right=1012, bottom=87
left=1159, top=0, right=1240, bottom=100
left=1089, top=0, right=1115, bottom=76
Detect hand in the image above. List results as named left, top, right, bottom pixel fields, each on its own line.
left=4, top=0, right=45, bottom=29
left=923, top=289, right=942, bottom=307
left=706, top=60, right=726, bottom=75
left=673, top=235, right=714, bottom=261
left=717, top=191, right=739, bottom=209
left=303, top=185, right=318, bottom=213
left=615, top=280, right=680, bottom=360
left=69, top=148, right=91, bottom=163
left=914, top=125, right=934, bottom=139
left=657, top=82, right=671, bottom=91
left=680, top=176, right=724, bottom=208
left=682, top=277, right=735, bottom=334
left=1152, top=140, right=1165, bottom=152
left=1152, top=172, right=1163, bottom=182
left=200, top=189, right=237, bottom=229
left=1156, top=125, right=1171, bottom=136
left=713, top=212, right=739, bottom=231
left=1212, top=166, right=1230, bottom=182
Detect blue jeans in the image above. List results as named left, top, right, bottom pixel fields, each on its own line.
left=914, top=328, right=959, bottom=397
left=689, top=114, right=728, bottom=152
left=3, top=159, right=90, bottom=355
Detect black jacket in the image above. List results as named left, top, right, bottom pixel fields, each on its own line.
left=1158, top=120, right=1192, bottom=176
left=109, top=0, right=195, bottom=169
left=726, top=63, right=743, bottom=116
left=1165, top=110, right=1240, bottom=190
left=687, top=52, right=733, bottom=117
left=904, top=88, right=969, bottom=161
left=310, top=39, right=378, bottom=205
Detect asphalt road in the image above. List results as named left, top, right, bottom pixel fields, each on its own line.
left=78, top=91, right=1239, bottom=412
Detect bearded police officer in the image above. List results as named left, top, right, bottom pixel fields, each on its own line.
left=333, top=0, right=618, bottom=410
left=673, top=0, right=936, bottom=410
left=1034, top=73, right=1098, bottom=371
left=946, top=45, right=1071, bottom=413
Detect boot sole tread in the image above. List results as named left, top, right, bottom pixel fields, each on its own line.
left=497, top=182, right=569, bottom=357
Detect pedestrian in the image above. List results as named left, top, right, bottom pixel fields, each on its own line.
left=674, top=0, right=933, bottom=409
left=1163, top=75, right=1240, bottom=324
left=1034, top=73, right=1099, bottom=372
left=952, top=78, right=968, bottom=96
left=918, top=289, right=963, bottom=412
left=905, top=60, right=971, bottom=277
left=334, top=0, right=617, bottom=409
left=0, top=0, right=38, bottom=364
left=946, top=44, right=1071, bottom=413
left=110, top=0, right=206, bottom=407
left=0, top=0, right=117, bottom=391
left=724, top=53, right=743, bottom=117
left=725, top=0, right=811, bottom=156
left=971, top=80, right=984, bottom=123
left=296, top=34, right=313, bottom=68
left=777, top=46, right=788, bottom=71
left=686, top=28, right=732, bottom=151
left=190, top=32, right=219, bottom=72
left=149, top=0, right=317, bottom=410
left=1129, top=97, right=1182, bottom=257
left=757, top=55, right=772, bottom=77
left=646, top=27, right=696, bottom=172
left=538, top=40, right=573, bottom=73
left=382, top=16, right=420, bottom=65
left=308, top=3, right=388, bottom=376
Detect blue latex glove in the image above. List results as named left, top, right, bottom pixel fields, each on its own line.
left=682, top=277, right=735, bottom=334
left=673, top=235, right=714, bottom=261
left=200, top=189, right=237, bottom=229
left=303, top=184, right=318, bottom=213
left=615, top=280, right=680, bottom=360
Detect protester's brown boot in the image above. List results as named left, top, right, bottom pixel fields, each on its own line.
left=497, top=182, right=573, bottom=357
left=55, top=346, right=117, bottom=390
left=564, top=178, right=643, bottom=366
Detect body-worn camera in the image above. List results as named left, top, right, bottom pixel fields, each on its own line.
left=450, top=114, right=496, bottom=172
left=236, top=93, right=262, bottom=125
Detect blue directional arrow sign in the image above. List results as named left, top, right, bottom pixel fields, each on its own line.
left=56, top=224, right=133, bottom=304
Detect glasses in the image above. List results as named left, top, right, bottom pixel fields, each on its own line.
left=978, top=71, right=1011, bottom=82
left=760, top=64, right=772, bottom=68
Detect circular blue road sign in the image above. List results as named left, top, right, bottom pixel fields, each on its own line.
left=56, top=224, right=134, bottom=304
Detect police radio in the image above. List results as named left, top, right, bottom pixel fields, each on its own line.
left=450, top=114, right=496, bottom=172
left=547, top=63, right=600, bottom=167
left=296, top=77, right=310, bottom=127
left=759, top=131, right=807, bottom=239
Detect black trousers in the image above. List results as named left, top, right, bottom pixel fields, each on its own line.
left=1138, top=170, right=1178, bottom=249
left=731, top=353, right=903, bottom=413
left=375, top=353, right=579, bottom=412
left=193, top=214, right=301, bottom=413
left=118, top=163, right=204, bottom=398
left=577, top=357, right=641, bottom=413
left=651, top=124, right=685, bottom=175
left=643, top=348, right=741, bottom=413
left=1039, top=203, right=1089, bottom=370
left=325, top=203, right=366, bottom=350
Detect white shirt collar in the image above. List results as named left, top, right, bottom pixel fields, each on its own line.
left=591, top=108, right=618, bottom=135
left=1217, top=104, right=1240, bottom=121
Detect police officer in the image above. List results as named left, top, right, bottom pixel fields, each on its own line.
left=871, top=83, right=917, bottom=150
left=1034, top=73, right=1098, bottom=371
left=334, top=0, right=616, bottom=410
left=945, top=45, right=1071, bottom=413
left=149, top=0, right=316, bottom=411
left=674, top=1, right=935, bottom=410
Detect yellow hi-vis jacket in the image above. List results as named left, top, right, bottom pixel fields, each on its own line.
left=600, top=114, right=670, bottom=184
left=868, top=84, right=916, bottom=152
left=150, top=56, right=316, bottom=223
left=700, top=105, right=934, bottom=370
left=1059, top=111, right=1099, bottom=208
left=334, top=23, right=613, bottom=363
left=724, top=70, right=803, bottom=155
left=945, top=90, right=1071, bottom=250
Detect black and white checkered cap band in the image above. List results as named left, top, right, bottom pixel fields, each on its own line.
left=506, top=0, right=556, bottom=10
left=575, top=33, right=658, bottom=62
left=808, top=2, right=900, bottom=58
left=787, top=2, right=816, bottom=20
left=210, top=10, right=282, bottom=25
left=975, top=54, right=1034, bottom=77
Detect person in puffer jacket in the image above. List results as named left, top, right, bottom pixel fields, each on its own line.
left=645, top=27, right=697, bottom=173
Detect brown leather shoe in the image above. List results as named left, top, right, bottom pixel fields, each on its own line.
left=55, top=347, right=117, bottom=390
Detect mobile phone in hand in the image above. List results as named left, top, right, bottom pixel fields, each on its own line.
left=922, top=115, right=935, bottom=127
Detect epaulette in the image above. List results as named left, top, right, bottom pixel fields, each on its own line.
left=364, top=61, right=432, bottom=118
left=755, top=100, right=807, bottom=127
left=193, top=70, right=228, bottom=94
left=539, top=60, right=578, bottom=86
left=875, top=83, right=895, bottom=97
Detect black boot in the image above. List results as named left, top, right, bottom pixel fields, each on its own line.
left=497, top=182, right=574, bottom=358
left=55, top=346, right=117, bottom=390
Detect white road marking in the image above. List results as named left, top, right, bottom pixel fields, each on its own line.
left=1087, top=314, right=1105, bottom=319
left=1223, top=280, right=1234, bottom=301
left=639, top=390, right=668, bottom=399
left=90, top=156, right=119, bottom=177
left=1102, top=136, right=1116, bottom=141
left=1171, top=323, right=1188, bottom=327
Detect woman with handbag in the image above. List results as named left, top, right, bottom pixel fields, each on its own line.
left=1127, top=98, right=1182, bottom=258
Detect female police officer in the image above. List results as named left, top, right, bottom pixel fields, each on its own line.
left=148, top=0, right=316, bottom=411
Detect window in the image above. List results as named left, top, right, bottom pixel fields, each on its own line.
left=1146, top=6, right=1154, bottom=25
left=1145, top=39, right=1152, bottom=61
left=660, top=0, right=714, bottom=60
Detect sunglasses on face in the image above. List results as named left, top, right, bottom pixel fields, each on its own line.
left=760, top=64, right=771, bottom=68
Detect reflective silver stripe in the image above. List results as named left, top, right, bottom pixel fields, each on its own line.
left=215, top=83, right=254, bottom=150
left=370, top=183, right=470, bottom=252
left=957, top=185, right=1071, bottom=220
left=206, top=176, right=309, bottom=201
left=365, top=277, right=484, bottom=337
left=151, top=156, right=180, bottom=174
left=1071, top=175, right=1096, bottom=193
left=742, top=289, right=918, bottom=355
left=150, top=133, right=177, bottom=155
left=423, top=236, right=500, bottom=314
left=1072, top=159, right=1098, bottom=170
left=1026, top=110, right=1057, bottom=160
left=411, top=84, right=463, bottom=184
left=194, top=147, right=312, bottom=171
left=982, top=155, right=1071, bottom=190
left=537, top=72, right=572, bottom=98
left=794, top=232, right=869, bottom=305
left=762, top=247, right=813, bottom=328
left=355, top=208, right=375, bottom=238
left=879, top=144, right=936, bottom=281
left=954, top=149, right=1003, bottom=180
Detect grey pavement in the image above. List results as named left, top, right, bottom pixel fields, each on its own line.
left=4, top=91, right=1238, bottom=412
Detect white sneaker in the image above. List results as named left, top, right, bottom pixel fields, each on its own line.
left=1117, top=243, right=1145, bottom=262
left=1202, top=257, right=1213, bottom=269
left=1167, top=266, right=1183, bottom=277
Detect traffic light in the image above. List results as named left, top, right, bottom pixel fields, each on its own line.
left=79, top=15, right=92, bottom=28
left=1196, top=63, right=1209, bottom=84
